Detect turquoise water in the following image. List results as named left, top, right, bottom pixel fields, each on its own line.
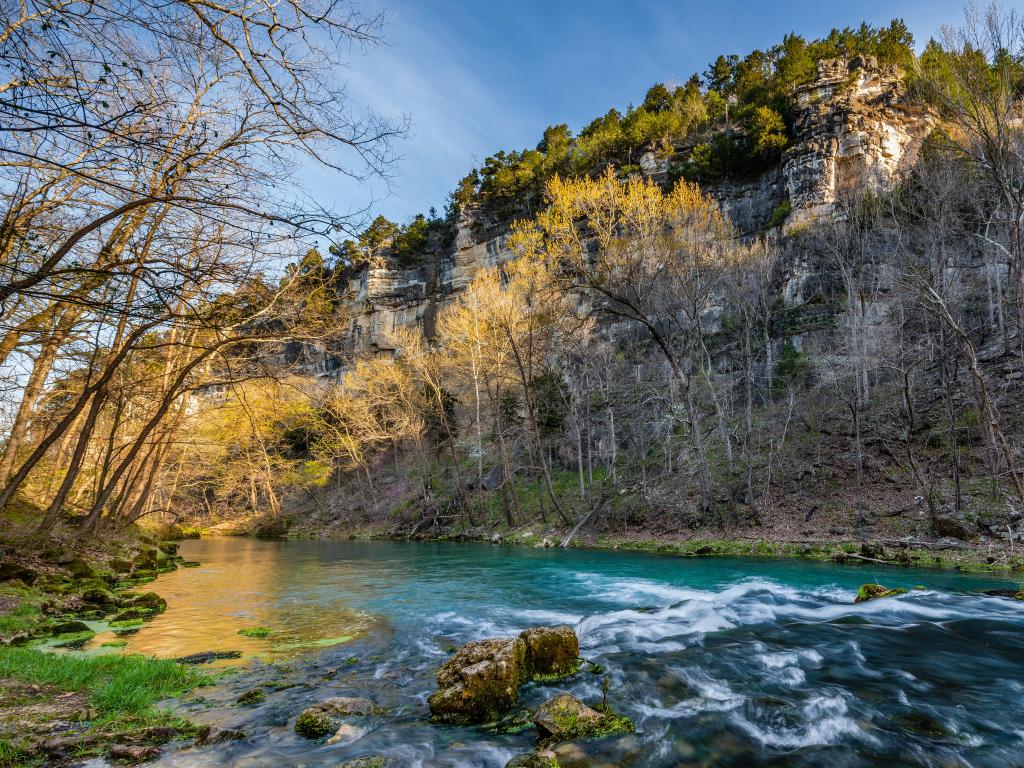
left=141, top=538, right=1024, bottom=767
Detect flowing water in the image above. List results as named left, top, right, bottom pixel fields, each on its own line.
left=108, top=538, right=1024, bottom=767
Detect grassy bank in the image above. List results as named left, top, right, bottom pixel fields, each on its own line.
left=0, top=647, right=210, bottom=767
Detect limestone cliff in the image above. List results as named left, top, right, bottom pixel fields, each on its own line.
left=325, top=56, right=933, bottom=367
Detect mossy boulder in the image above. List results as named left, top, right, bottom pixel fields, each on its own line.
left=855, top=583, right=908, bottom=603
left=50, top=620, right=91, bottom=636
left=67, top=557, right=99, bottom=580
left=337, top=759, right=391, bottom=768
left=0, top=562, right=37, bottom=585
left=429, top=626, right=582, bottom=724
left=429, top=636, right=527, bottom=724
left=521, top=625, right=579, bottom=680
left=237, top=687, right=266, bottom=705
left=127, top=592, right=167, bottom=613
left=294, top=708, right=334, bottom=738
left=506, top=751, right=560, bottom=768
left=532, top=694, right=634, bottom=744
left=79, top=586, right=118, bottom=607
left=109, top=608, right=148, bottom=623
left=108, top=559, right=133, bottom=574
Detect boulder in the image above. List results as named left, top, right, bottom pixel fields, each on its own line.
left=237, top=687, right=266, bottom=705
left=855, top=583, right=908, bottom=603
left=933, top=515, right=973, bottom=540
left=67, top=558, right=98, bottom=580
left=337, top=759, right=390, bottom=768
left=532, top=694, right=602, bottom=740
left=0, top=562, right=37, bottom=584
left=108, top=744, right=160, bottom=761
left=313, top=696, right=381, bottom=716
left=532, top=693, right=634, bottom=744
left=294, top=708, right=334, bottom=738
left=127, top=592, right=167, bottom=613
left=428, top=636, right=526, bottom=724
left=506, top=751, right=560, bottom=768
left=521, top=625, right=579, bottom=680
left=79, top=586, right=118, bottom=607
left=108, top=559, right=133, bottom=574
left=50, top=620, right=91, bottom=636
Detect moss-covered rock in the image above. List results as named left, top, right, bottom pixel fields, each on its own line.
left=108, top=559, right=133, bottom=574
left=312, top=696, right=381, bottom=716
left=505, top=751, right=560, bottom=768
left=0, top=562, right=38, bottom=584
left=428, top=636, right=527, bottom=724
left=108, top=608, right=148, bottom=623
left=532, top=693, right=634, bottom=744
left=855, top=583, right=908, bottom=603
left=79, top=586, right=118, bottom=607
left=127, top=592, right=167, bottom=613
left=67, top=557, right=99, bottom=580
left=237, top=687, right=266, bottom=705
left=294, top=708, right=334, bottom=738
left=49, top=620, right=91, bottom=636
left=521, top=625, right=579, bottom=681
left=337, top=759, right=390, bottom=768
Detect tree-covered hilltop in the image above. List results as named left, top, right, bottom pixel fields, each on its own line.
left=339, top=20, right=921, bottom=258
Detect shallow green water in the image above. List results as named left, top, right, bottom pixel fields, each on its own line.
left=128, top=538, right=1023, bottom=767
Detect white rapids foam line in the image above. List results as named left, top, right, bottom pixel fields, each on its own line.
left=731, top=694, right=873, bottom=749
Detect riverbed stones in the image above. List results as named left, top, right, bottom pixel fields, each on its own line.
left=532, top=693, right=634, bottom=744
left=295, top=696, right=383, bottom=739
left=428, top=625, right=582, bottom=724
left=428, top=636, right=527, bottom=724
left=505, top=750, right=560, bottom=768
left=855, top=583, right=908, bottom=603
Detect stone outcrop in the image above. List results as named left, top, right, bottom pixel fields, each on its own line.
left=783, top=56, right=934, bottom=232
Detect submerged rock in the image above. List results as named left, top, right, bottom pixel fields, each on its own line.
left=428, top=625, right=581, bottom=724
left=980, top=589, right=1024, bottom=600
left=505, top=750, right=560, bottom=768
left=855, top=583, right=908, bottom=603
left=236, top=688, right=266, bottom=705
left=428, top=636, right=527, bottom=724
left=195, top=725, right=245, bottom=745
left=532, top=693, right=634, bottom=744
left=294, top=696, right=382, bottom=739
left=326, top=722, right=365, bottom=746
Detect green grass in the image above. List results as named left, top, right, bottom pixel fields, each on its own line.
left=0, top=737, right=43, bottom=768
left=0, top=647, right=209, bottom=716
left=237, top=626, right=271, bottom=638
left=0, top=584, right=46, bottom=638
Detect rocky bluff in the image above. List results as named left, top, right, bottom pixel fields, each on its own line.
left=299, top=56, right=932, bottom=369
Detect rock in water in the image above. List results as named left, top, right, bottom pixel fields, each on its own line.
left=195, top=725, right=245, bottom=745
left=532, top=693, right=634, bottom=743
left=326, top=722, right=365, bottom=746
left=428, top=636, right=527, bottom=724
left=311, top=696, right=381, bottom=716
left=505, top=750, right=560, bottom=767
left=521, top=625, right=579, bottom=680
left=429, top=625, right=582, bottom=724
left=855, top=583, right=908, bottom=603
left=294, top=708, right=334, bottom=738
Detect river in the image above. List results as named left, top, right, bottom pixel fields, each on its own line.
left=103, top=538, right=1024, bottom=767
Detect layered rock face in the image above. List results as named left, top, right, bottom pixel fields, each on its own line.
left=324, top=56, right=933, bottom=364
left=782, top=56, right=934, bottom=231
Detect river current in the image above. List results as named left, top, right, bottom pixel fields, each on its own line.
left=98, top=538, right=1024, bottom=767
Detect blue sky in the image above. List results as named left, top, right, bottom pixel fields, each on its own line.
left=302, top=0, right=968, bottom=231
